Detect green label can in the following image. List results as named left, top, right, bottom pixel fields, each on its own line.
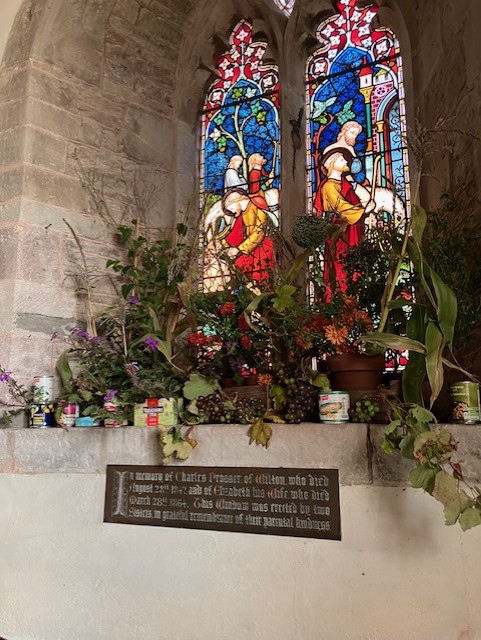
left=319, top=391, right=350, bottom=423
left=450, top=382, right=480, bottom=424
left=33, top=375, right=54, bottom=402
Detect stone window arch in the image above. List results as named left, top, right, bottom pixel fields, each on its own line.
left=199, top=18, right=281, bottom=290
left=194, top=1, right=413, bottom=288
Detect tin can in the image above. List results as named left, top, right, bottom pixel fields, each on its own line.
left=450, top=382, right=480, bottom=424
left=29, top=403, right=56, bottom=428
left=33, top=375, right=54, bottom=403
left=319, top=391, right=350, bottom=423
left=58, top=402, right=79, bottom=427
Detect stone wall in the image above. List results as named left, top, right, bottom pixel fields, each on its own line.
left=0, top=0, right=205, bottom=386
left=0, top=0, right=478, bottom=386
left=1, top=423, right=481, bottom=640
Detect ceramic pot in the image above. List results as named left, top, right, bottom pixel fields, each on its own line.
left=327, top=353, right=385, bottom=392
left=221, top=376, right=244, bottom=388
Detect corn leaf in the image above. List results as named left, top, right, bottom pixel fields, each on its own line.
left=428, top=265, right=457, bottom=351
left=425, top=321, right=444, bottom=407
left=284, top=249, right=312, bottom=283
left=402, top=305, right=427, bottom=405
left=56, top=350, right=74, bottom=394
left=411, top=204, right=427, bottom=246
left=363, top=332, right=426, bottom=354
left=407, top=239, right=436, bottom=308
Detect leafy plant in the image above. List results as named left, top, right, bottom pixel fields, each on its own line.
left=0, top=367, right=37, bottom=426
left=383, top=404, right=481, bottom=531
left=185, top=276, right=270, bottom=383
left=363, top=204, right=473, bottom=407
left=423, top=192, right=481, bottom=349
left=55, top=217, right=191, bottom=422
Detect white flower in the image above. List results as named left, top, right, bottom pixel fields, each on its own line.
left=209, top=128, right=221, bottom=141
left=358, top=25, right=370, bottom=38
left=322, top=24, right=335, bottom=38
left=237, top=28, right=250, bottom=42
left=219, top=58, right=232, bottom=72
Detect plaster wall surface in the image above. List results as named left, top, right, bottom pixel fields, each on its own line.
left=0, top=0, right=24, bottom=61
left=0, top=425, right=481, bottom=640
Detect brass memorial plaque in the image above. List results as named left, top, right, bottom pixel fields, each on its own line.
left=104, top=465, right=341, bottom=540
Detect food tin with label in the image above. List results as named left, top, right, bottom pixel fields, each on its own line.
left=133, top=397, right=183, bottom=427
left=33, top=375, right=54, bottom=403
left=319, top=391, right=350, bottom=423
left=450, top=381, right=480, bottom=424
left=58, top=402, right=79, bottom=427
left=29, top=403, right=56, bottom=428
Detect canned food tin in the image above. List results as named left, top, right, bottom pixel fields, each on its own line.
left=33, top=375, right=54, bottom=402
left=58, top=402, right=79, bottom=427
left=29, top=403, right=56, bottom=428
left=319, top=391, right=350, bottom=423
left=450, top=382, right=480, bottom=424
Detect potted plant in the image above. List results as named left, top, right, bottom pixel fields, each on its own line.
left=184, top=278, right=270, bottom=387
left=54, top=193, right=193, bottom=425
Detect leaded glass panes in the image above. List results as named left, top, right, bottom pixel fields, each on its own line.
left=272, top=0, right=295, bottom=16
left=306, top=0, right=411, bottom=370
left=306, top=0, right=410, bottom=240
left=200, top=20, right=280, bottom=291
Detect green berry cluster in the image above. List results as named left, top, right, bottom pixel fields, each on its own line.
left=351, top=398, right=380, bottom=423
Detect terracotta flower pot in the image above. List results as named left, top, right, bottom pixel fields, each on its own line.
left=327, top=353, right=385, bottom=392
left=221, top=376, right=244, bottom=388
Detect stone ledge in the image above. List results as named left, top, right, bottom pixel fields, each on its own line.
left=370, top=423, right=481, bottom=484
left=1, top=423, right=480, bottom=485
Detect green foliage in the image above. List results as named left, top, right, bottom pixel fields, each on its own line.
left=55, top=215, right=191, bottom=421
left=271, top=284, right=297, bottom=312
left=161, top=428, right=196, bottom=464
left=363, top=204, right=471, bottom=409
left=183, top=374, right=219, bottom=401
left=248, top=418, right=273, bottom=448
left=423, top=193, right=481, bottom=348
left=0, top=367, right=36, bottom=426
left=383, top=403, right=481, bottom=530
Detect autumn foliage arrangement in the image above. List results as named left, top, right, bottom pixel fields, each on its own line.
left=295, top=294, right=374, bottom=356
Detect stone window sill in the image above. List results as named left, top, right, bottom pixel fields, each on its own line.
left=0, top=423, right=480, bottom=484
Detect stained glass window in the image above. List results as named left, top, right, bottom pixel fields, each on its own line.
left=200, top=20, right=280, bottom=292
left=272, top=0, right=295, bottom=16
left=306, top=0, right=410, bottom=284
left=306, top=0, right=411, bottom=371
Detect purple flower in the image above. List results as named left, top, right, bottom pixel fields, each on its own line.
left=126, top=296, right=140, bottom=304
left=89, top=335, right=102, bottom=343
left=69, top=326, right=90, bottom=339
left=0, top=371, right=12, bottom=383
left=225, top=340, right=238, bottom=348
left=50, top=331, right=58, bottom=341
left=144, top=337, right=159, bottom=351
left=103, top=389, right=117, bottom=403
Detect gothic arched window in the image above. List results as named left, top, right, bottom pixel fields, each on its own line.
left=200, top=20, right=280, bottom=291
left=306, top=0, right=410, bottom=229
left=306, top=0, right=411, bottom=368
